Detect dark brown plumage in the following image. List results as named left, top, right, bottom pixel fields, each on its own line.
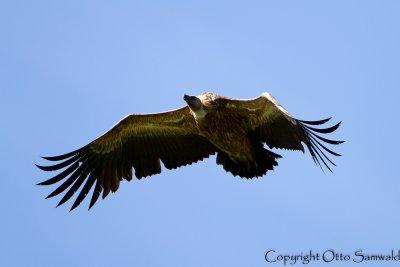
left=37, top=92, right=343, bottom=210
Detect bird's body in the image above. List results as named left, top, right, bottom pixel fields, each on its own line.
left=37, top=92, right=343, bottom=210
left=196, top=104, right=253, bottom=162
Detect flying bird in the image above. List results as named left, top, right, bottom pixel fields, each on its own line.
left=37, top=92, right=343, bottom=210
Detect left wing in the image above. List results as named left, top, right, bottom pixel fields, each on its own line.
left=220, top=92, right=344, bottom=171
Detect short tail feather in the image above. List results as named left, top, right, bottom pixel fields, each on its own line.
left=216, top=143, right=281, bottom=179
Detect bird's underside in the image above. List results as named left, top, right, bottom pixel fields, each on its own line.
left=36, top=92, right=343, bottom=210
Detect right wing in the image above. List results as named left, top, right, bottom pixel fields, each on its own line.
left=36, top=106, right=216, bottom=210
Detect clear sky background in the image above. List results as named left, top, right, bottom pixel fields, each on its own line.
left=1, top=1, right=399, bottom=266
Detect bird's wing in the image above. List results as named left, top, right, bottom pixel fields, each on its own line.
left=221, top=92, right=344, bottom=171
left=37, top=106, right=216, bottom=210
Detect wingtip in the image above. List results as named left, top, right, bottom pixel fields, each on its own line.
left=56, top=197, right=69, bottom=207
left=298, top=117, right=332, bottom=125
left=35, top=164, right=47, bottom=171
left=41, top=155, right=59, bottom=161
left=35, top=163, right=58, bottom=172
left=324, top=117, right=332, bottom=123
left=88, top=201, right=96, bottom=210
left=69, top=205, right=78, bottom=212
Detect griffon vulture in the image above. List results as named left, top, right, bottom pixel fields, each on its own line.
left=37, top=92, right=343, bottom=210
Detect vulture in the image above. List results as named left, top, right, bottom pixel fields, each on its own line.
left=37, top=92, right=343, bottom=210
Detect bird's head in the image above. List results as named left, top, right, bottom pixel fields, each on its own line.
left=184, top=93, right=218, bottom=120
left=183, top=94, right=203, bottom=111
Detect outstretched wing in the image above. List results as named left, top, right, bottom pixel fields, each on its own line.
left=221, top=92, right=344, bottom=171
left=37, top=106, right=216, bottom=211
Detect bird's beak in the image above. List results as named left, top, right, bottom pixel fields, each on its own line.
left=183, top=94, right=196, bottom=103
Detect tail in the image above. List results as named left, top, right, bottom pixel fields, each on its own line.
left=216, top=143, right=281, bottom=179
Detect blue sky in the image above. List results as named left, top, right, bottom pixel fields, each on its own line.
left=1, top=1, right=400, bottom=266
